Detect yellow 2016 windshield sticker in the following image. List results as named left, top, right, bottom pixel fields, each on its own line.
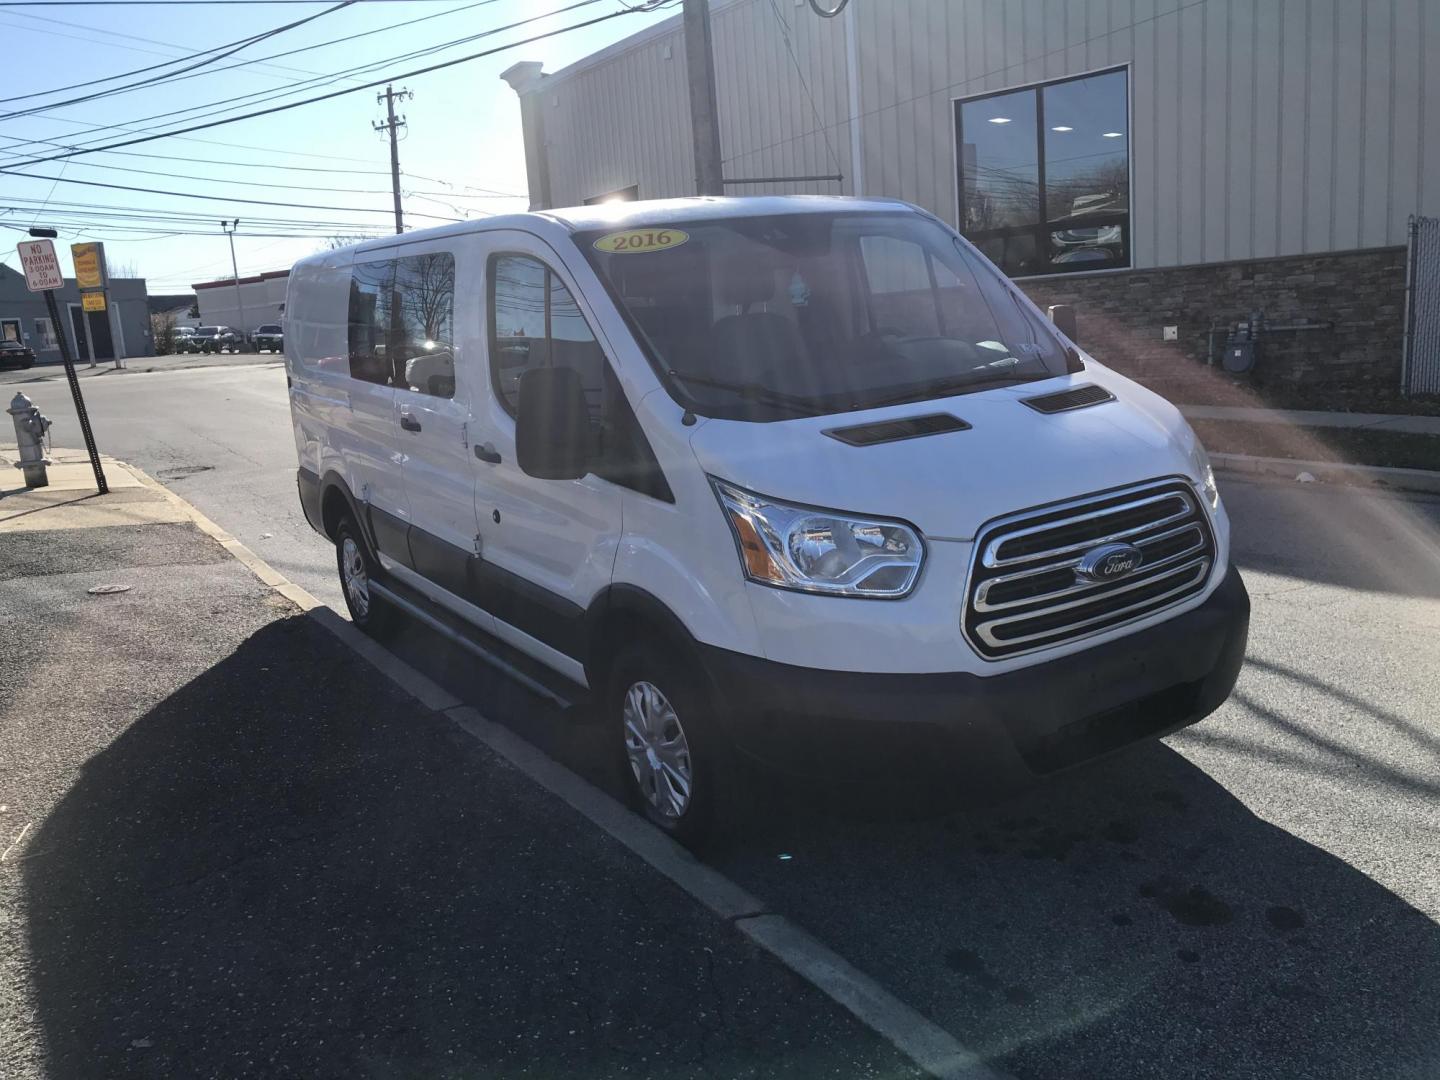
left=592, top=228, right=690, bottom=254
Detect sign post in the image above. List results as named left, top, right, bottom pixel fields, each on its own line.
left=16, top=238, right=107, bottom=494
left=72, top=241, right=119, bottom=369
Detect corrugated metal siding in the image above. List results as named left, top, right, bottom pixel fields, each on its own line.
left=532, top=0, right=1440, bottom=267
left=538, top=0, right=850, bottom=206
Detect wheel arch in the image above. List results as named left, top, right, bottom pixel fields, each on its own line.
left=584, top=584, right=708, bottom=693
left=319, top=472, right=365, bottom=545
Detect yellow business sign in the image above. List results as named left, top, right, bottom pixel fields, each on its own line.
left=71, top=242, right=107, bottom=290
left=81, top=291, right=106, bottom=313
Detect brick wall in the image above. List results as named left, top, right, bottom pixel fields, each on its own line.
left=1018, top=246, right=1408, bottom=405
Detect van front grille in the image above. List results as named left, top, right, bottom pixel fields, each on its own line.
left=963, top=479, right=1215, bottom=659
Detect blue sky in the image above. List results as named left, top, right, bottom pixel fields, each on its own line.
left=0, top=0, right=675, bottom=292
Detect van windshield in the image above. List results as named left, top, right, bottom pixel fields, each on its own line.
left=579, top=211, right=1069, bottom=421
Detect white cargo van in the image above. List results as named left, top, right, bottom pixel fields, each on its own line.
left=286, top=197, right=1248, bottom=842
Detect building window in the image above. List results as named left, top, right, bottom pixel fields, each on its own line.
left=34, top=317, right=57, bottom=348
left=955, top=67, right=1129, bottom=277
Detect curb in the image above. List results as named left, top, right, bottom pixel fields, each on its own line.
left=111, top=456, right=1005, bottom=1080
left=1211, top=452, right=1440, bottom=495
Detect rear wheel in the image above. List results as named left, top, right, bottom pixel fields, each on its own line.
left=609, top=642, right=745, bottom=847
left=335, top=515, right=394, bottom=637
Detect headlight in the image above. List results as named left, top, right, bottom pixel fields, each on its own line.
left=1191, top=439, right=1220, bottom=512
left=711, top=479, right=924, bottom=598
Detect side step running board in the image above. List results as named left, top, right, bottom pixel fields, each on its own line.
left=368, top=577, right=586, bottom=710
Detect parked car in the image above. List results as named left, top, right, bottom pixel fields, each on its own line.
left=285, top=197, right=1248, bottom=845
left=253, top=324, right=284, bottom=353
left=194, top=325, right=240, bottom=353
left=171, top=326, right=200, bottom=354
left=0, top=338, right=36, bottom=369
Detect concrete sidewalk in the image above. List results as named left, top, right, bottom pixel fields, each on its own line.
left=0, top=353, right=281, bottom=385
left=1180, top=403, right=1440, bottom=435
left=0, top=449, right=915, bottom=1079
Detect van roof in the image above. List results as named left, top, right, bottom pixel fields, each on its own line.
left=327, top=195, right=918, bottom=261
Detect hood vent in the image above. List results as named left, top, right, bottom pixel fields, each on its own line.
left=823, top=413, right=971, bottom=447
left=1021, top=384, right=1115, bottom=414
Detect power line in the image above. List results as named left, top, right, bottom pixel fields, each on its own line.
left=0, top=135, right=523, bottom=192
left=0, top=6, right=363, bottom=86
left=3, top=7, right=642, bottom=169
left=0, top=136, right=385, bottom=172
left=0, top=1, right=444, bottom=5
left=0, top=0, right=502, bottom=111
left=3, top=156, right=396, bottom=193
left=763, top=0, right=841, bottom=178
left=0, top=0, right=607, bottom=164
left=0, top=0, right=356, bottom=121
left=0, top=0, right=606, bottom=159
left=0, top=167, right=464, bottom=219
left=0, top=12, right=323, bottom=104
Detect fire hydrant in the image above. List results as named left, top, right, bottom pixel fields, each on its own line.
left=8, top=392, right=52, bottom=489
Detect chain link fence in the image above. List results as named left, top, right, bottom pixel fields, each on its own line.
left=1404, top=215, right=1440, bottom=396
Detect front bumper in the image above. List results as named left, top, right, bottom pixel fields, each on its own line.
left=699, top=566, right=1249, bottom=793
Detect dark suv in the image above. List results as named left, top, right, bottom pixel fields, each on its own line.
left=194, top=326, right=240, bottom=354
left=253, top=324, right=283, bottom=353
left=0, top=339, right=36, bottom=369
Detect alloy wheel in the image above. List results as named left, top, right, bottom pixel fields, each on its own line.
left=341, top=536, right=370, bottom=619
left=622, top=680, right=694, bottom=819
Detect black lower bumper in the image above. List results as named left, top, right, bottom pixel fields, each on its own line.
left=699, top=566, right=1249, bottom=794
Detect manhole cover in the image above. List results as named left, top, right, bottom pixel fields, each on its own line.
left=87, top=584, right=132, bottom=595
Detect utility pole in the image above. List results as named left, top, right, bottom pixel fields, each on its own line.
left=221, top=219, right=248, bottom=351
left=374, top=84, right=411, bottom=235
left=682, top=0, right=725, bottom=196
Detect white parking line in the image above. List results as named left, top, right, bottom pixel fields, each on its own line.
left=147, top=462, right=1009, bottom=1080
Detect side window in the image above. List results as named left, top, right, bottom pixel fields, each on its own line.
left=489, top=253, right=606, bottom=419
left=394, top=252, right=456, bottom=399
left=348, top=258, right=394, bottom=386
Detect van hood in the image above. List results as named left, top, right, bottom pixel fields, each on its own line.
left=685, top=373, right=1202, bottom=541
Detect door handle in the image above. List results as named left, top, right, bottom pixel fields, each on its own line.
left=474, top=443, right=502, bottom=464
left=399, top=413, right=422, bottom=432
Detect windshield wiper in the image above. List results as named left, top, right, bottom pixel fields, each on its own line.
left=860, top=372, right=1050, bottom=410
left=667, top=371, right=824, bottom=417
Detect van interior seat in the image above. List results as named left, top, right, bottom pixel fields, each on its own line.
left=709, top=257, right=807, bottom=383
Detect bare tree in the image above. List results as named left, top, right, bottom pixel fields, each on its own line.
left=151, top=312, right=178, bottom=355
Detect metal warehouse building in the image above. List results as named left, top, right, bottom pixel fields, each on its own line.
left=503, top=0, right=1440, bottom=401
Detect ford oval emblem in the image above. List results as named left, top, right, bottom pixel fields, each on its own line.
left=1076, top=542, right=1144, bottom=583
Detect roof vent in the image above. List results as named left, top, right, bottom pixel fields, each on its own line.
left=1021, top=384, right=1115, bottom=415
left=823, top=413, right=971, bottom=447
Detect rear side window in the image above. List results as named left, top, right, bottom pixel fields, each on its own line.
left=348, top=258, right=395, bottom=386
left=347, top=252, right=456, bottom=398
left=489, top=253, right=606, bottom=419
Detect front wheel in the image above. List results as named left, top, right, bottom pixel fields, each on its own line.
left=610, top=643, right=745, bottom=847
left=335, top=515, right=393, bottom=637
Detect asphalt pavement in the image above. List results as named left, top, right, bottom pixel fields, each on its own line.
left=0, top=494, right=917, bottom=1079
left=4, top=357, right=1439, bottom=1078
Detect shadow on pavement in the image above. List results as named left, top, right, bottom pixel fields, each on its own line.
left=1220, top=478, right=1440, bottom=598
left=21, top=617, right=914, bottom=1080
left=356, top=618, right=1440, bottom=1079
left=707, top=739, right=1440, bottom=1079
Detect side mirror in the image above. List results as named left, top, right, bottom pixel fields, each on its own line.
left=1047, top=304, right=1078, bottom=344
left=516, top=366, right=591, bottom=480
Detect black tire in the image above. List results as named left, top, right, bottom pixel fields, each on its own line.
left=608, top=640, right=747, bottom=848
left=335, top=514, right=395, bottom=637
